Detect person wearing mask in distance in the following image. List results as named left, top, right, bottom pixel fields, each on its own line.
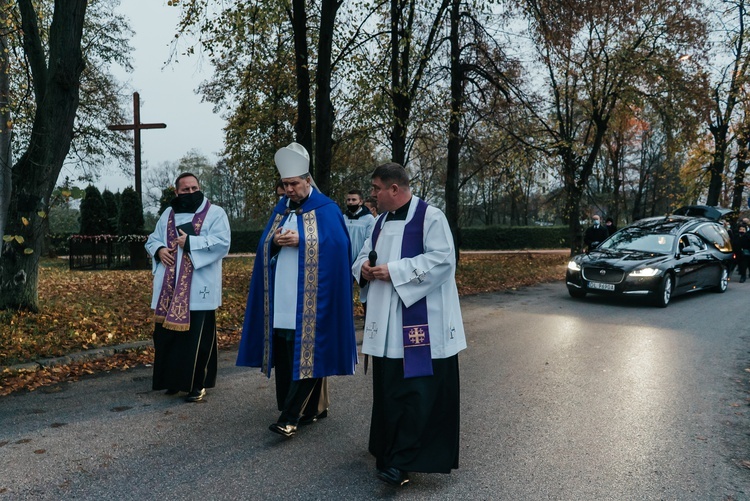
left=584, top=215, right=609, bottom=251
left=344, top=188, right=376, bottom=263
left=344, top=189, right=376, bottom=315
left=352, top=162, right=467, bottom=487
left=145, top=172, right=231, bottom=403
left=237, top=142, right=357, bottom=438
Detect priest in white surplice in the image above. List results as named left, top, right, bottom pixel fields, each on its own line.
left=146, top=172, right=231, bottom=403
left=352, top=162, right=467, bottom=488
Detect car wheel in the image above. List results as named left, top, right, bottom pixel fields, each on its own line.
left=713, top=266, right=728, bottom=293
left=654, top=273, right=672, bottom=308
left=568, top=287, right=586, bottom=299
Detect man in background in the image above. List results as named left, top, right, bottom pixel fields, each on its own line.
left=584, top=215, right=609, bottom=251
left=344, top=189, right=376, bottom=266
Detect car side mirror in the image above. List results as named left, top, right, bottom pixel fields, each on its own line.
left=680, top=245, right=696, bottom=256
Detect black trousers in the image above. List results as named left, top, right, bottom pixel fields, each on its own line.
left=369, top=355, right=460, bottom=473
left=273, top=329, right=328, bottom=424
left=152, top=310, right=217, bottom=392
left=739, top=254, right=749, bottom=278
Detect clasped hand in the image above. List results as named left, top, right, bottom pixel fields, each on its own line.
left=157, top=245, right=178, bottom=267
left=157, top=229, right=189, bottom=267
left=274, top=227, right=299, bottom=247
left=361, top=262, right=391, bottom=282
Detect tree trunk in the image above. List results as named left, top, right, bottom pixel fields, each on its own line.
left=291, top=0, right=313, bottom=165
left=390, top=0, right=408, bottom=165
left=444, top=0, right=461, bottom=261
left=564, top=182, right=584, bottom=256
left=313, top=0, right=340, bottom=196
left=0, top=0, right=11, bottom=241
left=0, top=0, right=87, bottom=311
left=732, top=129, right=749, bottom=214
left=388, top=0, right=450, bottom=166
left=706, top=126, right=728, bottom=206
left=607, top=137, right=622, bottom=227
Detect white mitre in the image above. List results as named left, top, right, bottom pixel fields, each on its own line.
left=275, top=142, right=310, bottom=178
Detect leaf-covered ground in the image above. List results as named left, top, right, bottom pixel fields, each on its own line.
left=0, top=253, right=567, bottom=396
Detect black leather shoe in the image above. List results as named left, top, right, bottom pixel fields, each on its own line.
left=164, top=389, right=179, bottom=395
left=269, top=422, right=297, bottom=437
left=185, top=388, right=206, bottom=402
left=377, top=467, right=409, bottom=487
left=299, top=409, right=329, bottom=426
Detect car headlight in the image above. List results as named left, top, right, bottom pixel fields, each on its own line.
left=567, top=260, right=581, bottom=271
left=629, top=267, right=660, bottom=277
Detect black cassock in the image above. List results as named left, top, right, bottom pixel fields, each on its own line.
left=369, top=355, right=460, bottom=473
left=152, top=310, right=218, bottom=392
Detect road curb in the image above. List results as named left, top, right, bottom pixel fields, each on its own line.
left=5, top=340, right=153, bottom=374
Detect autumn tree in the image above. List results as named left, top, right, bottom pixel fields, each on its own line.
left=0, top=1, right=11, bottom=244
left=506, top=0, right=707, bottom=253
left=0, top=0, right=134, bottom=312
left=732, top=101, right=750, bottom=212
left=703, top=0, right=750, bottom=207
left=173, top=0, right=374, bottom=197
left=0, top=0, right=88, bottom=311
left=171, top=0, right=303, bottom=221
left=445, top=0, right=525, bottom=252
left=7, top=0, right=133, bottom=182
left=382, top=0, right=451, bottom=166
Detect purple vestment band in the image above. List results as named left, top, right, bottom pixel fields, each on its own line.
left=371, top=198, right=433, bottom=378
left=154, top=201, right=211, bottom=331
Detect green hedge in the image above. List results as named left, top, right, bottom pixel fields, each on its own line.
left=46, top=226, right=570, bottom=256
left=230, top=230, right=264, bottom=253
left=228, top=226, right=570, bottom=252
left=460, top=226, right=570, bottom=250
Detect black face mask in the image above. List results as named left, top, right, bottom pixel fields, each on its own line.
left=171, top=191, right=205, bottom=213
left=346, top=204, right=361, bottom=213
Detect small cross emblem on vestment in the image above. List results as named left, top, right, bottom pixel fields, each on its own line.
left=199, top=286, right=210, bottom=299
left=172, top=303, right=188, bottom=321
left=408, top=327, right=426, bottom=344
left=365, top=322, right=378, bottom=339
left=411, top=269, right=426, bottom=283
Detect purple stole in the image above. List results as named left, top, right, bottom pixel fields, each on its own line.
left=154, top=201, right=211, bottom=331
left=371, top=198, right=433, bottom=378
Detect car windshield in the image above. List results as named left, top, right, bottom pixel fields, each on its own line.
left=598, top=230, right=675, bottom=254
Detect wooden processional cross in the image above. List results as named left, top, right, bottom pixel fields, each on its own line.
left=108, top=92, right=166, bottom=202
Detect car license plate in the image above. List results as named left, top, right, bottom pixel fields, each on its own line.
left=588, top=281, right=615, bottom=291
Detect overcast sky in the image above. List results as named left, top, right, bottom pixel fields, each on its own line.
left=64, top=0, right=225, bottom=194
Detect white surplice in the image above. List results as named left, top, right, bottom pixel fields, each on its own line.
left=352, top=197, right=466, bottom=359
left=272, top=212, right=300, bottom=330
left=145, top=199, right=231, bottom=311
left=344, top=209, right=375, bottom=262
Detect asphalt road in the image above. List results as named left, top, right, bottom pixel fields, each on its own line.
left=2, top=281, right=750, bottom=500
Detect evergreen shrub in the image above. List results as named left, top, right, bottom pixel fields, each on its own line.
left=79, top=186, right=108, bottom=235
left=118, top=187, right=145, bottom=235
